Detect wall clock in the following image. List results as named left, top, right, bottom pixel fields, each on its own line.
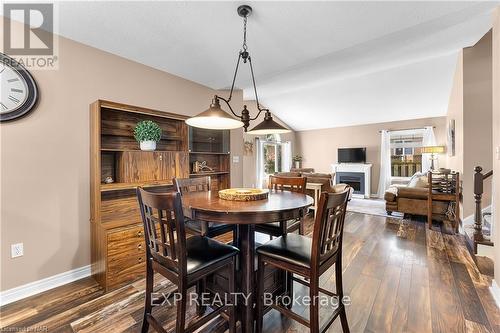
left=0, top=53, right=38, bottom=122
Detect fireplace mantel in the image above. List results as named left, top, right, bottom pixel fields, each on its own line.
left=331, top=163, right=372, bottom=198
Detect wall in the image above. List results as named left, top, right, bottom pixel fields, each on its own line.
left=295, top=117, right=447, bottom=194
left=446, top=52, right=464, bottom=182
left=463, top=31, right=493, bottom=218
left=492, top=7, right=500, bottom=290
left=446, top=32, right=493, bottom=219
left=0, top=18, right=257, bottom=291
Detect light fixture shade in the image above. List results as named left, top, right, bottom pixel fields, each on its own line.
left=421, top=145, right=446, bottom=154
left=186, top=98, right=244, bottom=130
left=247, top=111, right=291, bottom=135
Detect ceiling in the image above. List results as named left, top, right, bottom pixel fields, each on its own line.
left=55, top=1, right=498, bottom=130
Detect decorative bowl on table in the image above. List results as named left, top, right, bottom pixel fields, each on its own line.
left=218, top=188, right=269, bottom=201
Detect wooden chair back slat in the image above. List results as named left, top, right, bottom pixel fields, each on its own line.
left=174, top=176, right=211, bottom=195
left=268, top=175, right=307, bottom=194
left=137, top=188, right=187, bottom=274
left=312, top=189, right=350, bottom=265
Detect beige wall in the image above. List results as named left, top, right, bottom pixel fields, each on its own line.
left=446, top=52, right=464, bottom=182
left=0, top=19, right=259, bottom=291
left=492, top=8, right=500, bottom=286
left=463, top=31, right=493, bottom=218
left=296, top=117, right=447, bottom=194
left=446, top=32, right=493, bottom=219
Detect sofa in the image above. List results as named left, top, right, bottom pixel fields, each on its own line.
left=276, top=169, right=334, bottom=195
left=384, top=172, right=448, bottom=219
left=274, top=170, right=353, bottom=216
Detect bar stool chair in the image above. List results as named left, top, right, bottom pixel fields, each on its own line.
left=174, top=177, right=237, bottom=246
left=256, top=188, right=351, bottom=333
left=255, top=175, right=308, bottom=237
left=137, top=188, right=238, bottom=333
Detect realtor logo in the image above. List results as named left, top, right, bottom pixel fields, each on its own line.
left=3, top=3, right=58, bottom=69
left=4, top=3, right=53, bottom=55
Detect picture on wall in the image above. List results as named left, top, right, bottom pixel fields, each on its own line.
left=244, top=140, right=254, bottom=156
left=447, top=119, right=455, bottom=157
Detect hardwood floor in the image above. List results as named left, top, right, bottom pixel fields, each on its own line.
left=1, top=212, right=499, bottom=333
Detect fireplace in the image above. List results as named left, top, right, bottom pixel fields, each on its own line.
left=332, top=163, right=372, bottom=198
left=337, top=172, right=365, bottom=195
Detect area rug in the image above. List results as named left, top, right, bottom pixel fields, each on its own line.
left=347, top=197, right=403, bottom=219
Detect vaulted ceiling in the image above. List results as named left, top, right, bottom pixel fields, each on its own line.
left=56, top=1, right=498, bottom=130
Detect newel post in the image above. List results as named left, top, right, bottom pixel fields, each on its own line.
left=473, top=166, right=484, bottom=240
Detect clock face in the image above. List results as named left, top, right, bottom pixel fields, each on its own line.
left=0, top=53, right=38, bottom=122
left=1, top=64, right=29, bottom=112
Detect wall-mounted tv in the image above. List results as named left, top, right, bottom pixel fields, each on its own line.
left=338, top=148, right=366, bottom=163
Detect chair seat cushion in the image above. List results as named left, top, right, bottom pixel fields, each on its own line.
left=255, top=219, right=300, bottom=234
left=256, top=234, right=312, bottom=269
left=185, top=219, right=233, bottom=233
left=186, top=236, right=239, bottom=274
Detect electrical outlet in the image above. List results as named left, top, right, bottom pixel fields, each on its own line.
left=11, top=243, right=23, bottom=258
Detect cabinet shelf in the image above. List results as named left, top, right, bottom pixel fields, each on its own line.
left=101, top=148, right=186, bottom=152
left=101, top=133, right=184, bottom=141
left=100, top=180, right=173, bottom=192
left=189, top=171, right=230, bottom=176
left=189, top=151, right=230, bottom=155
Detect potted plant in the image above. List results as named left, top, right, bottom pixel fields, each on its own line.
left=134, top=120, right=162, bottom=151
left=293, top=155, right=303, bottom=169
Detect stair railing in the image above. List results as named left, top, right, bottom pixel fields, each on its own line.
left=473, top=166, right=493, bottom=241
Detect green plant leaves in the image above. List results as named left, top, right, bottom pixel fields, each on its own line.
left=134, top=120, right=162, bottom=142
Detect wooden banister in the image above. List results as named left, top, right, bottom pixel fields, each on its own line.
left=473, top=166, right=493, bottom=242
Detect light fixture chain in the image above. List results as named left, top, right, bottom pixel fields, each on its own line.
left=189, top=5, right=289, bottom=134
left=227, top=52, right=242, bottom=102
left=248, top=56, right=266, bottom=119
left=242, top=16, right=248, bottom=51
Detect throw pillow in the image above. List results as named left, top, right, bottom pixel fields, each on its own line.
left=408, top=173, right=428, bottom=188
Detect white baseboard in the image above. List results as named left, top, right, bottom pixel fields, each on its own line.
left=476, top=244, right=495, bottom=260
left=0, top=265, right=91, bottom=306
left=490, top=279, right=500, bottom=308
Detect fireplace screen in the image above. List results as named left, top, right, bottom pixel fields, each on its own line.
left=337, top=172, right=365, bottom=195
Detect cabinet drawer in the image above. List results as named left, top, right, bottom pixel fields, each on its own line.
left=107, top=225, right=145, bottom=257
left=108, top=246, right=146, bottom=267
left=107, top=261, right=145, bottom=290
left=106, top=225, right=147, bottom=290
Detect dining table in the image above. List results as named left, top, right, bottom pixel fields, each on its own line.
left=181, top=189, right=314, bottom=333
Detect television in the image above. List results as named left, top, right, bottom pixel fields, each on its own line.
left=338, top=148, right=366, bottom=163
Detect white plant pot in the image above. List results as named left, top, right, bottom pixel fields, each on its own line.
left=294, top=161, right=301, bottom=169
left=140, top=140, right=156, bottom=151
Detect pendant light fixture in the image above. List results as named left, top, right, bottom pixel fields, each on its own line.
left=185, top=5, right=290, bottom=135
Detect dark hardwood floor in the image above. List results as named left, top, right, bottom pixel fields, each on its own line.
left=1, top=212, right=499, bottom=333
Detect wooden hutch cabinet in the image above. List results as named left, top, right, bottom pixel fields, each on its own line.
left=90, top=100, right=191, bottom=291
left=90, top=100, right=231, bottom=291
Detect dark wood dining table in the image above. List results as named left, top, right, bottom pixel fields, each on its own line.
left=181, top=190, right=314, bottom=333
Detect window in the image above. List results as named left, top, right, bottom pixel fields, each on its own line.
left=390, top=132, right=423, bottom=177
left=256, top=134, right=292, bottom=188
left=263, top=141, right=282, bottom=175
left=263, top=134, right=282, bottom=181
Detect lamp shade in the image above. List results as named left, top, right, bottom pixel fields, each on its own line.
left=421, top=145, right=446, bottom=154
left=186, top=98, right=244, bottom=130
left=247, top=111, right=291, bottom=135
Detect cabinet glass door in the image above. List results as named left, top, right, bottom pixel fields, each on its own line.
left=188, top=127, right=230, bottom=153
